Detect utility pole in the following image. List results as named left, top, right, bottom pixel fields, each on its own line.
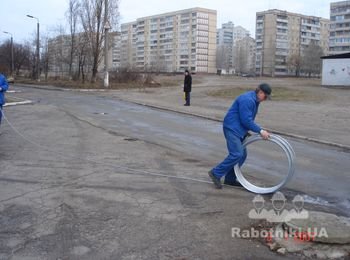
left=3, top=31, right=14, bottom=76
left=27, top=15, right=40, bottom=81
left=104, top=0, right=110, bottom=87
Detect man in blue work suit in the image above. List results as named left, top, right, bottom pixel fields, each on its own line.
left=0, top=73, right=9, bottom=129
left=208, top=83, right=272, bottom=189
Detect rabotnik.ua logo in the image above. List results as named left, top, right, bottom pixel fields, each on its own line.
left=231, top=192, right=328, bottom=241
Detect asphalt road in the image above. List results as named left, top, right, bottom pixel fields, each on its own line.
left=0, top=85, right=349, bottom=259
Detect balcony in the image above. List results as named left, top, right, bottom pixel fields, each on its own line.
left=276, top=18, right=288, bottom=23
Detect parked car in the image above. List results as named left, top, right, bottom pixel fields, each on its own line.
left=241, top=73, right=256, bottom=78
left=6, top=76, right=14, bottom=83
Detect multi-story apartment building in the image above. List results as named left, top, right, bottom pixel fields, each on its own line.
left=329, top=1, right=350, bottom=54
left=255, top=9, right=329, bottom=76
left=216, top=22, right=235, bottom=72
left=216, top=22, right=250, bottom=73
left=48, top=32, right=117, bottom=78
left=216, top=24, right=250, bottom=53
left=233, top=26, right=250, bottom=42
left=111, top=32, right=121, bottom=69
left=217, top=21, right=234, bottom=45
left=232, top=26, right=251, bottom=73
left=120, top=22, right=137, bottom=68
left=47, top=34, right=88, bottom=78
left=120, top=8, right=217, bottom=73
left=233, top=36, right=256, bottom=74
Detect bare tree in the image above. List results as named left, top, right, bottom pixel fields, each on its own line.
left=43, top=0, right=118, bottom=81
left=66, top=0, right=80, bottom=79
left=0, top=40, right=12, bottom=74
left=78, top=0, right=119, bottom=82
left=287, top=53, right=302, bottom=77
left=155, top=53, right=166, bottom=73
left=216, top=44, right=230, bottom=72
left=301, top=41, right=324, bottom=77
left=40, top=35, right=50, bottom=80
left=0, top=40, right=33, bottom=76
left=233, top=42, right=248, bottom=74
left=75, top=33, right=90, bottom=82
left=14, top=43, right=32, bottom=75
left=49, top=25, right=69, bottom=78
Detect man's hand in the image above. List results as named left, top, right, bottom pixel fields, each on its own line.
left=260, top=129, right=270, bottom=140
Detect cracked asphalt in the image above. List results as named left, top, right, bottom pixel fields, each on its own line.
left=0, top=85, right=349, bottom=259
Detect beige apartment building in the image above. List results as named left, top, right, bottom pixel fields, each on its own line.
left=216, top=22, right=250, bottom=73
left=111, top=32, right=121, bottom=69
left=216, top=21, right=235, bottom=72
left=255, top=9, right=329, bottom=76
left=329, top=1, right=350, bottom=54
left=233, top=36, right=256, bottom=75
left=120, top=8, right=217, bottom=73
left=47, top=34, right=90, bottom=78
left=48, top=32, right=118, bottom=78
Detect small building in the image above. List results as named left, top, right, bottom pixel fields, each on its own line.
left=321, top=52, right=350, bottom=87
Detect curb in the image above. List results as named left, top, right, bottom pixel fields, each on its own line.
left=118, top=98, right=350, bottom=152
left=14, top=83, right=110, bottom=92
left=14, top=83, right=65, bottom=92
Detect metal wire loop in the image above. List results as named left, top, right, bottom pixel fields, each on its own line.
left=234, top=134, right=296, bottom=194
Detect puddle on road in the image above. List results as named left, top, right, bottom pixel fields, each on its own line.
left=302, top=195, right=330, bottom=207
left=302, top=194, right=350, bottom=216
left=93, top=112, right=108, bottom=115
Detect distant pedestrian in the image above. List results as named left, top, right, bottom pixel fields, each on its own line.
left=208, top=83, right=272, bottom=189
left=0, top=73, right=9, bottom=129
left=183, top=70, right=192, bottom=106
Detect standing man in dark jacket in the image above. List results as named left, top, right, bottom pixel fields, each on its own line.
left=183, top=70, right=192, bottom=106
left=0, top=73, right=9, bottom=128
left=208, top=83, right=272, bottom=189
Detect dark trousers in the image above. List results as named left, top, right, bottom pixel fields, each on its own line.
left=185, top=92, right=190, bottom=105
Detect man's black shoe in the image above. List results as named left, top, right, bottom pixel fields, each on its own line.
left=208, top=170, right=222, bottom=189
left=223, top=180, right=243, bottom=187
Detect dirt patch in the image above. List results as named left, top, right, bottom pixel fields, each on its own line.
left=155, top=74, right=203, bottom=87
left=13, top=73, right=203, bottom=90
left=5, top=97, right=23, bottom=103
left=207, top=86, right=327, bottom=102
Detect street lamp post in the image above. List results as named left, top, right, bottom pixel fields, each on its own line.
left=104, top=0, right=110, bottom=87
left=27, top=15, right=40, bottom=81
left=3, top=31, right=14, bottom=77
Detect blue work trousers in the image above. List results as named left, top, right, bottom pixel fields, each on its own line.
left=212, top=127, right=247, bottom=182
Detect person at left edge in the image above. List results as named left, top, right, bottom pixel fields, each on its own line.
left=0, top=73, right=9, bottom=127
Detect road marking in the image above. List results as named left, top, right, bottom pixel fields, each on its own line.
left=4, top=100, right=33, bottom=106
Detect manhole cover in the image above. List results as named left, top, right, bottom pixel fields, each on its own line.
left=124, top=138, right=138, bottom=142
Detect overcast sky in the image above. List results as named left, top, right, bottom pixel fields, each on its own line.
left=0, top=0, right=334, bottom=43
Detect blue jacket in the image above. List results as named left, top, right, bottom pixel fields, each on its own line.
left=0, top=74, right=9, bottom=106
left=223, top=90, right=262, bottom=139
